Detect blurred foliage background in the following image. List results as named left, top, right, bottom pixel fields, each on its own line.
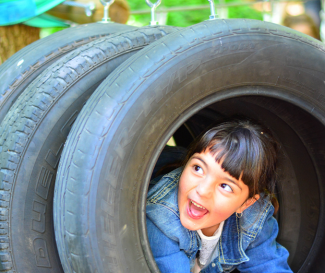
left=38, top=0, right=265, bottom=39
left=1, top=0, right=321, bottom=64
left=127, top=0, right=263, bottom=27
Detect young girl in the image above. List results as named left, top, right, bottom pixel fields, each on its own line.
left=146, top=118, right=292, bottom=273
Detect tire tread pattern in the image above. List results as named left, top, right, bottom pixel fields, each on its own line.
left=0, top=23, right=136, bottom=123
left=0, top=25, right=178, bottom=272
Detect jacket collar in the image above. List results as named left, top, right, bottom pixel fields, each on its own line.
left=218, top=215, right=249, bottom=264
left=147, top=168, right=199, bottom=255
left=218, top=196, right=271, bottom=264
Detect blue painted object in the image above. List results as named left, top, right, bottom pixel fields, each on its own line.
left=0, top=0, right=65, bottom=26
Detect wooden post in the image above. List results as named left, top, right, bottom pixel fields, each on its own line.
left=0, top=24, right=40, bottom=65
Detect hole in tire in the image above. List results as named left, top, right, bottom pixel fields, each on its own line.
left=146, top=95, right=325, bottom=273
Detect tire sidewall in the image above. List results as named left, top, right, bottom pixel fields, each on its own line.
left=8, top=42, right=152, bottom=271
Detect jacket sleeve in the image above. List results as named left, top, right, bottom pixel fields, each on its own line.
left=237, top=211, right=293, bottom=273
left=146, top=217, right=191, bottom=273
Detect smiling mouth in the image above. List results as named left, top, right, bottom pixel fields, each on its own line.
left=191, top=200, right=206, bottom=209
left=187, top=199, right=209, bottom=219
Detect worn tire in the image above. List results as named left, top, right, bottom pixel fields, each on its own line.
left=0, top=23, right=135, bottom=123
left=54, top=19, right=325, bottom=273
left=0, top=25, right=178, bottom=273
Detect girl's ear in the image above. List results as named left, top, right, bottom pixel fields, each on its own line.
left=236, top=194, right=260, bottom=214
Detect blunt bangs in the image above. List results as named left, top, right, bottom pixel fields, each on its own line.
left=186, top=119, right=278, bottom=197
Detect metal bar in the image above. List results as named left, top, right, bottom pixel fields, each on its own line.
left=63, top=1, right=95, bottom=16
left=146, top=0, right=162, bottom=25
left=99, top=0, right=115, bottom=23
left=208, top=0, right=217, bottom=20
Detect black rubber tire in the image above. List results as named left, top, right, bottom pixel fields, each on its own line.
left=0, top=23, right=136, bottom=123
left=0, top=25, right=178, bottom=273
left=54, top=19, right=325, bottom=273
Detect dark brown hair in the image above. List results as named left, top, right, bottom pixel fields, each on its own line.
left=184, top=118, right=279, bottom=211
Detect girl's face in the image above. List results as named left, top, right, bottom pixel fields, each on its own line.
left=178, top=150, right=258, bottom=236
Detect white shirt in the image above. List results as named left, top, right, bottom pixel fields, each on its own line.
left=193, top=221, right=224, bottom=273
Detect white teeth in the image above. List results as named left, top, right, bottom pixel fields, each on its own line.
left=191, top=200, right=206, bottom=210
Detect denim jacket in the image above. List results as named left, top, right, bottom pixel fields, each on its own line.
left=146, top=168, right=292, bottom=273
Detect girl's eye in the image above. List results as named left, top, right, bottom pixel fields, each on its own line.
left=220, top=183, right=233, bottom=193
left=193, top=165, right=203, bottom=175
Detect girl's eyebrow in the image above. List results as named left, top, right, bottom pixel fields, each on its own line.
left=224, top=177, right=242, bottom=191
left=192, top=156, right=207, bottom=168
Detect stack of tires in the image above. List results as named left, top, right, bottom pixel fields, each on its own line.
left=0, top=18, right=324, bottom=273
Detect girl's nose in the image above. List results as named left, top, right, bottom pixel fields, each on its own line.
left=196, top=178, right=213, bottom=198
